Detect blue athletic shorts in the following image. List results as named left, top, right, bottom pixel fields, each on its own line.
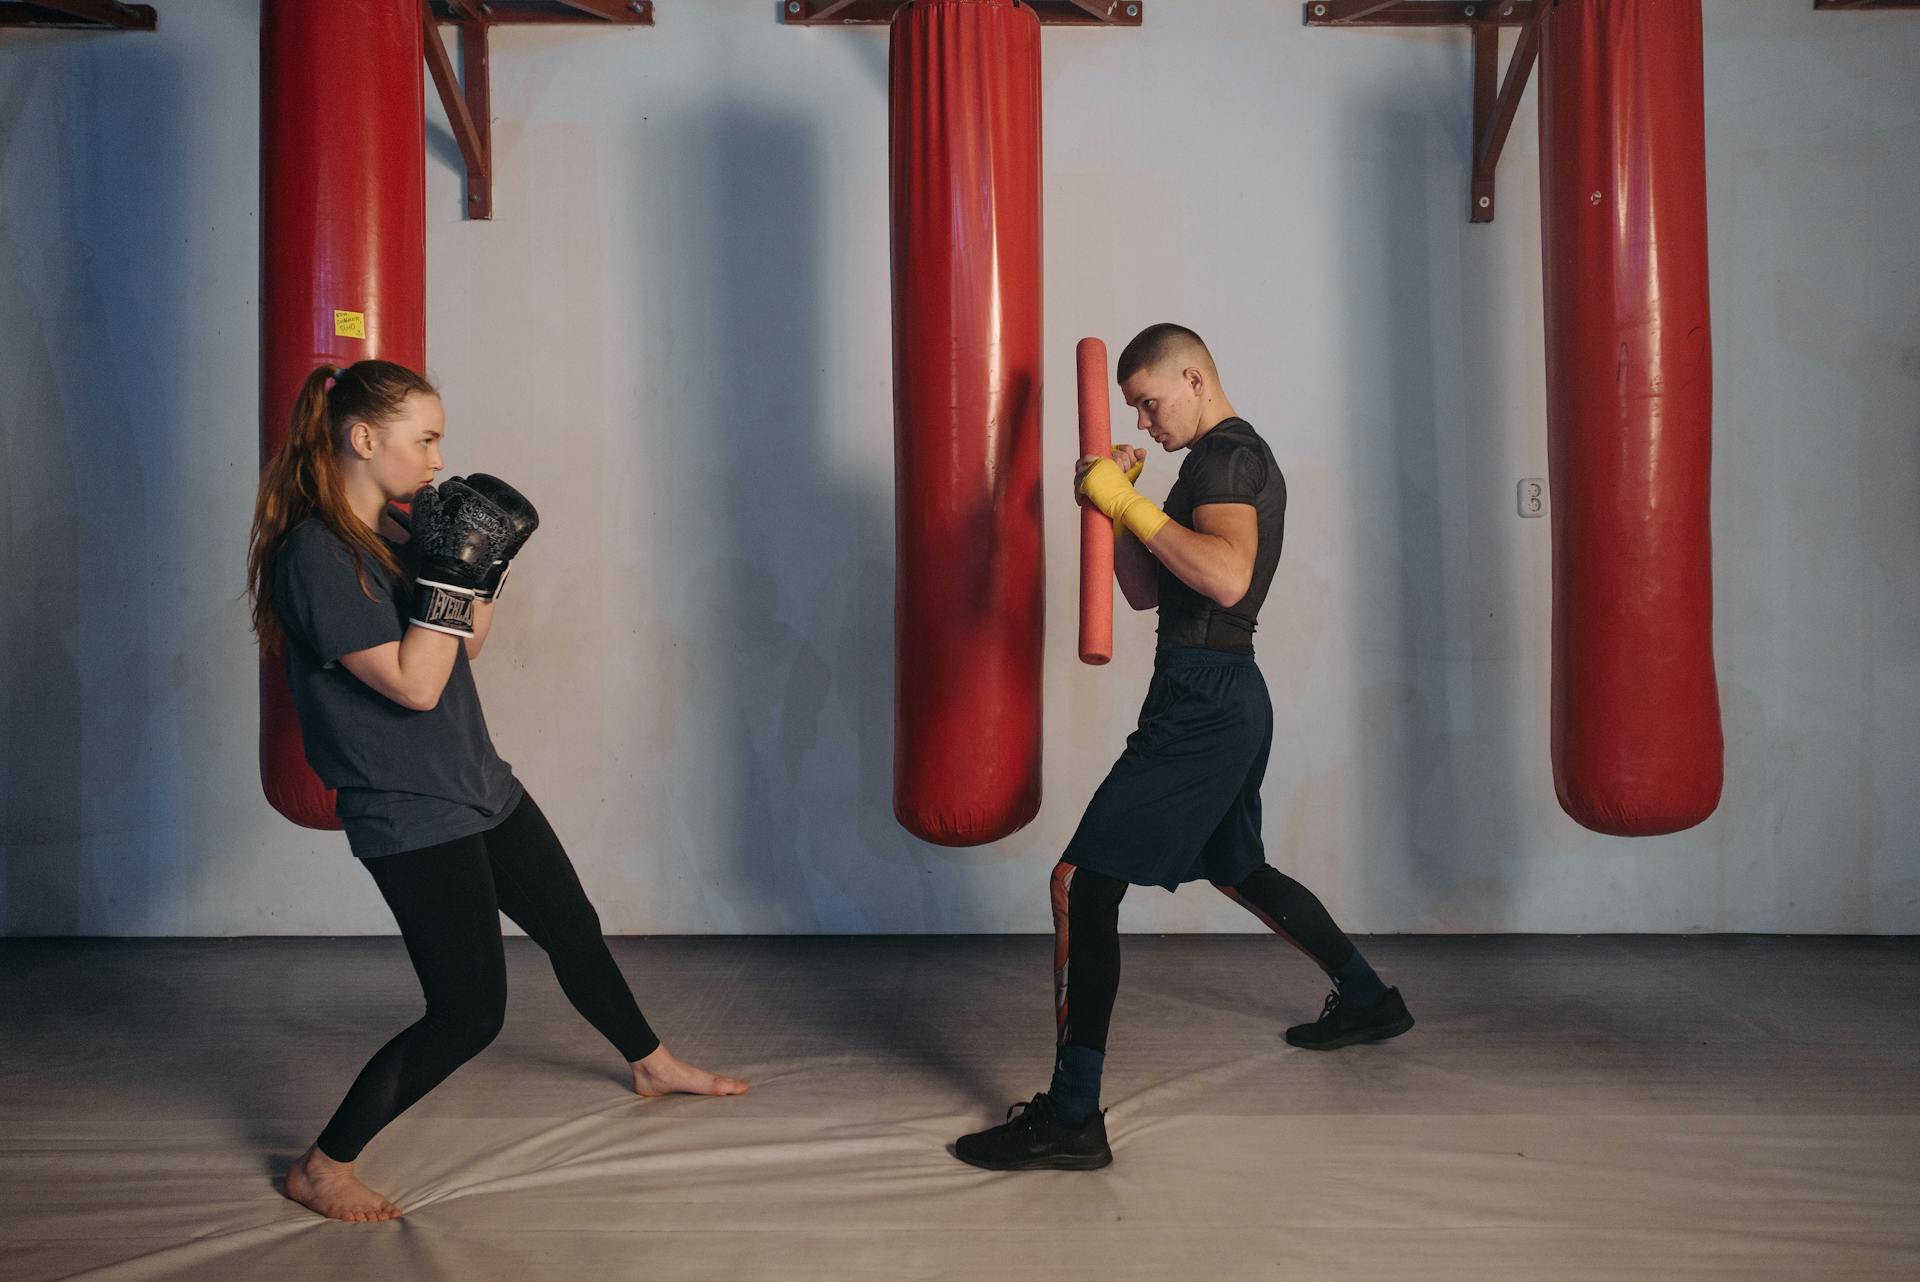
left=1063, top=647, right=1272, bottom=891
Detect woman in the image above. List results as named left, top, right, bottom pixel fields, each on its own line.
left=247, top=360, right=745, bottom=1222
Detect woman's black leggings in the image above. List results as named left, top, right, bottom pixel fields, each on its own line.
left=1050, top=861, right=1358, bottom=1053
left=315, top=790, right=659, bottom=1162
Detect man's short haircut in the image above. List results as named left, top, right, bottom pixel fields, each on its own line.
left=1116, top=323, right=1215, bottom=383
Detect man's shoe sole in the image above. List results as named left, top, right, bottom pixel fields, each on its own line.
left=1285, top=1011, right=1415, bottom=1051
left=954, top=1149, right=1113, bottom=1172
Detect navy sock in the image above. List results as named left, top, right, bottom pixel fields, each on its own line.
left=1047, top=1044, right=1104, bottom=1128
left=1332, top=949, right=1388, bottom=1007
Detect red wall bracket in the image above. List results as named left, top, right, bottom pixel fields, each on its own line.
left=1304, top=1, right=1541, bottom=222
left=425, top=0, right=654, bottom=221
left=786, top=0, right=1142, bottom=26
left=1303, top=1, right=1530, bottom=26
left=0, top=1, right=155, bottom=30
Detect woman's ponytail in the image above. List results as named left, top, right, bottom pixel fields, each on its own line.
left=246, top=361, right=430, bottom=652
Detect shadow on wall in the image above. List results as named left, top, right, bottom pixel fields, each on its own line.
left=1331, top=87, right=1525, bottom=930
left=649, top=103, right=1007, bottom=1102
left=1, top=44, right=193, bottom=935
left=655, top=103, right=984, bottom=937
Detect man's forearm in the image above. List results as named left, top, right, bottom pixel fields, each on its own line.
left=1142, top=522, right=1252, bottom=608
left=1114, top=530, right=1160, bottom=610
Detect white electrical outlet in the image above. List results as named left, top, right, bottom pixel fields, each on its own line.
left=1517, top=478, right=1547, bottom=518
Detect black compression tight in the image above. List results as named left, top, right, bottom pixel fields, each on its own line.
left=315, top=791, right=659, bottom=1162
left=1050, top=861, right=1358, bottom=1054
left=1213, top=864, right=1359, bottom=977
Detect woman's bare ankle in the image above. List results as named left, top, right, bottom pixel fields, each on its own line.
left=284, top=1144, right=403, bottom=1222
left=630, top=1045, right=749, bottom=1098
left=296, top=1143, right=350, bottom=1172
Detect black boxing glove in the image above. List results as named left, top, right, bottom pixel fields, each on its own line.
left=406, top=481, right=516, bottom=637
left=442, top=473, right=539, bottom=602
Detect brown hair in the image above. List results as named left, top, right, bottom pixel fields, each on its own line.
left=246, top=359, right=438, bottom=652
left=1116, top=322, right=1215, bottom=383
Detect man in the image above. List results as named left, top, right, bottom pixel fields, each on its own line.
left=954, top=324, right=1414, bottom=1172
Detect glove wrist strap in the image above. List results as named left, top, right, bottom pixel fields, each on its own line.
left=474, top=561, right=512, bottom=604
left=411, top=579, right=478, bottom=638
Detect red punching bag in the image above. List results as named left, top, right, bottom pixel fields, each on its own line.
left=1539, top=0, right=1723, bottom=837
left=259, top=0, right=427, bottom=829
left=890, top=0, right=1045, bottom=846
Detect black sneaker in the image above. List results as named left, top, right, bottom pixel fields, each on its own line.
left=953, top=1093, right=1113, bottom=1172
left=1284, top=986, right=1415, bottom=1050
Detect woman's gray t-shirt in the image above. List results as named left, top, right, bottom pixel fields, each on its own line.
left=272, top=517, right=521, bottom=858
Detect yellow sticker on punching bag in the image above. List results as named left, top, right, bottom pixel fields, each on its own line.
left=333, top=310, right=367, bottom=339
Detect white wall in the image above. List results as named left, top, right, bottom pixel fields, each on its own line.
left=1, top=0, right=1914, bottom=936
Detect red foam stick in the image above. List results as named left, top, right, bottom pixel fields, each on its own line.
left=1077, top=337, right=1114, bottom=666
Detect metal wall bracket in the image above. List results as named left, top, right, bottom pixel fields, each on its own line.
left=1305, top=1, right=1540, bottom=223
left=0, top=1, right=155, bottom=30
left=425, top=0, right=654, bottom=221
left=784, top=0, right=1143, bottom=26
left=1303, top=0, right=1530, bottom=26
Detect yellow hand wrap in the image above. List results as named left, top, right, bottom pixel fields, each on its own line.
left=1124, top=457, right=1144, bottom=485
left=1079, top=457, right=1169, bottom=543
left=1115, top=457, right=1145, bottom=541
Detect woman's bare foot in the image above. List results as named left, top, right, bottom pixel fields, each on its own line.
left=630, top=1044, right=749, bottom=1098
left=283, top=1144, right=404, bottom=1223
